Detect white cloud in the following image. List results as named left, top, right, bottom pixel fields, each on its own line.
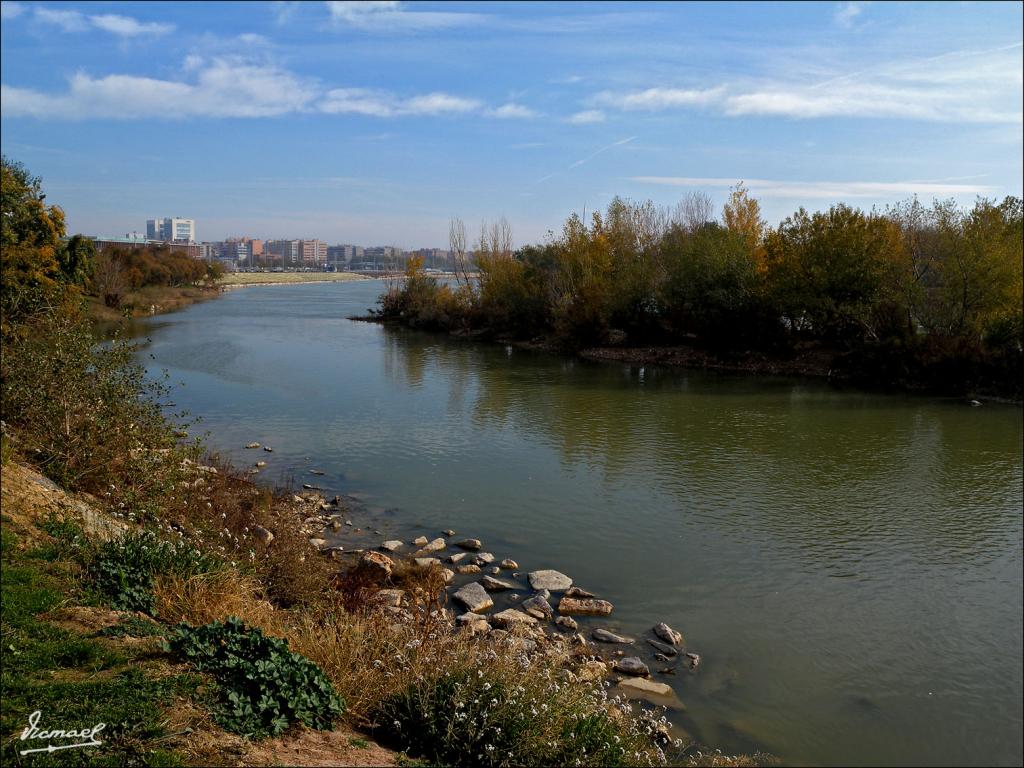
left=325, top=0, right=484, bottom=30
left=32, top=7, right=174, bottom=36
left=320, top=88, right=481, bottom=117
left=486, top=103, right=539, bottom=119
left=1, top=2, right=25, bottom=21
left=593, top=87, right=724, bottom=111
left=629, top=176, right=995, bottom=199
left=834, top=2, right=866, bottom=29
left=567, top=109, right=605, bottom=125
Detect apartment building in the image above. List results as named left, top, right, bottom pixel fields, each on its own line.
left=146, top=217, right=196, bottom=243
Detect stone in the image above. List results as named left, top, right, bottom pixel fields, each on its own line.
left=414, top=557, right=441, bottom=568
left=558, top=597, right=613, bottom=616
left=490, top=566, right=501, bottom=575
left=456, top=538, right=482, bottom=551
left=413, top=536, right=429, bottom=546
left=309, top=469, right=325, bottom=475
left=471, top=552, right=495, bottom=566
left=499, top=559, right=518, bottom=570
left=685, top=652, right=701, bottom=669
left=521, top=595, right=554, bottom=620
left=615, top=677, right=682, bottom=708
left=655, top=653, right=671, bottom=663
left=614, top=657, right=650, bottom=676
left=255, top=461, right=267, bottom=468
left=570, top=633, right=588, bottom=647
left=534, top=588, right=551, bottom=600
left=564, top=586, right=595, bottom=598
left=302, top=483, right=321, bottom=490
left=447, top=552, right=467, bottom=564
left=653, top=623, right=684, bottom=647
left=577, top=660, right=610, bottom=682
left=344, top=520, right=353, bottom=527
left=453, top=581, right=493, bottom=613
left=440, top=568, right=455, bottom=584
left=252, top=525, right=274, bottom=544
left=309, top=538, right=327, bottom=549
left=456, top=564, right=481, bottom=575
left=357, top=551, right=393, bottom=580
left=481, top=575, right=515, bottom=591
left=443, top=529, right=456, bottom=536
left=593, top=628, right=634, bottom=644
left=263, top=446, right=273, bottom=452
left=380, top=540, right=403, bottom=552
left=555, top=616, right=578, bottom=631
left=528, top=570, right=572, bottom=591
left=647, top=638, right=678, bottom=656
left=490, top=609, right=538, bottom=628
left=372, top=589, right=404, bottom=608
left=419, top=537, right=446, bottom=553
left=292, top=495, right=305, bottom=504
left=245, top=442, right=260, bottom=449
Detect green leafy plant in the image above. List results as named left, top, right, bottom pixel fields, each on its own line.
left=90, top=531, right=219, bottom=614
left=166, top=616, right=343, bottom=738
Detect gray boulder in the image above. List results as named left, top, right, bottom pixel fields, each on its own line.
left=453, top=581, right=493, bottom=613
left=528, top=570, right=572, bottom=591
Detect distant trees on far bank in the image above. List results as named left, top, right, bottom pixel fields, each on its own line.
left=378, top=185, right=1023, bottom=396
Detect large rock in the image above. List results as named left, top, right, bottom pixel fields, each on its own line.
left=647, top=638, right=678, bottom=656
left=309, top=538, right=327, bottom=549
left=371, top=589, right=404, bottom=608
left=615, top=677, right=683, bottom=708
left=614, top=657, right=650, bottom=676
left=357, top=551, right=393, bottom=580
left=456, top=564, right=481, bottom=575
left=380, top=540, right=403, bottom=552
left=245, top=442, right=261, bottom=449
left=412, top=536, right=429, bottom=546
left=565, top=586, right=595, bottom=598
left=440, top=568, right=455, bottom=585
left=471, top=552, right=495, bottom=566
left=528, top=570, right=573, bottom=591
left=453, top=581, right=493, bottom=613
left=521, top=595, right=554, bottom=620
left=481, top=575, right=515, bottom=592
left=252, top=525, right=274, bottom=544
left=653, top=622, right=684, bottom=647
left=419, top=537, right=446, bottom=553
left=555, top=616, right=578, bottom=631
left=593, top=628, right=634, bottom=644
left=447, top=552, right=467, bottom=564
left=558, top=597, right=613, bottom=616
left=490, top=609, right=538, bottom=628
left=456, top=538, right=482, bottom=551
left=414, top=557, right=441, bottom=568
left=499, top=559, right=518, bottom=570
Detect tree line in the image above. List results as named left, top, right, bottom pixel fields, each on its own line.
left=379, top=186, right=1022, bottom=396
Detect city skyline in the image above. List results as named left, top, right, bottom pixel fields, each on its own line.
left=1, top=1, right=1021, bottom=249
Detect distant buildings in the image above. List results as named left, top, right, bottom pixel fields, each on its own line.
left=146, top=217, right=196, bottom=243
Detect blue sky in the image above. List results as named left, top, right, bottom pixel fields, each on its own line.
left=1, top=1, right=1021, bottom=248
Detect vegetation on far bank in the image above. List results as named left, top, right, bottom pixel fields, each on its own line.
left=1, top=157, right=770, bottom=765
left=376, top=189, right=1022, bottom=398
left=218, top=271, right=366, bottom=286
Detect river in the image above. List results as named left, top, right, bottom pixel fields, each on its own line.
left=138, top=279, right=1023, bottom=767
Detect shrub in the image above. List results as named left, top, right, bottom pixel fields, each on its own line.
left=167, top=616, right=344, bottom=738
left=90, top=530, right=219, bottom=613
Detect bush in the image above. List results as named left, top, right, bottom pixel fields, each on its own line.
left=90, top=531, right=220, bottom=613
left=167, top=616, right=344, bottom=738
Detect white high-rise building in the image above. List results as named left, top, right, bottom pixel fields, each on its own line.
left=146, top=217, right=196, bottom=243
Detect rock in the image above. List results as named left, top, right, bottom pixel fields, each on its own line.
left=534, top=588, right=551, bottom=600
left=490, top=566, right=501, bottom=575
left=252, top=525, right=274, bottom=544
left=357, top=551, right=393, bottom=580
left=499, top=559, right=518, bottom=570
left=245, top=442, right=260, bottom=449
left=593, top=628, right=634, bottom=644
left=555, top=616, right=578, bottom=631
left=456, top=564, right=481, bottom=575
left=655, top=653, right=671, bottom=663
left=456, top=613, right=489, bottom=634
left=614, top=657, right=650, bottom=676
left=309, top=538, right=327, bottom=549
left=471, top=552, right=495, bottom=566
left=685, top=652, right=701, bottom=669
left=263, top=446, right=273, bottom=452
left=414, top=557, right=441, bottom=568
left=521, top=595, right=554, bottom=620
left=528, top=570, right=573, bottom=591
left=570, top=633, right=588, bottom=647
left=255, top=460, right=267, bottom=468
left=490, top=609, right=538, bottom=628
left=309, top=469, right=325, bottom=475
left=447, top=552, right=467, bottom=564
left=481, top=575, right=515, bottom=591
left=292, top=495, right=305, bottom=503
left=564, top=586, right=595, bottom=598
left=440, top=568, right=455, bottom=584
left=615, top=677, right=682, bottom=708
left=443, top=529, right=456, bottom=536
left=453, top=581, right=493, bottom=613
left=969, top=399, right=982, bottom=407
left=331, top=520, right=342, bottom=531
left=380, top=540, right=403, bottom=552
left=419, top=537, right=446, bottom=553
left=647, top=638, right=678, bottom=656
left=302, top=483, right=321, bottom=490
left=558, top=597, right=613, bottom=616
left=456, top=538, right=482, bottom=551
left=344, top=520, right=353, bottom=527
left=577, top=660, right=610, bottom=682
left=413, top=536, right=429, bottom=546
left=371, top=589, right=404, bottom=607
left=653, top=622, right=684, bottom=647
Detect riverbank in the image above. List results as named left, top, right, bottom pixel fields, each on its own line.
left=218, top=271, right=367, bottom=287
left=85, top=284, right=222, bottom=323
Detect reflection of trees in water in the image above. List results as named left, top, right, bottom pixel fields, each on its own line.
left=381, top=326, right=1023, bottom=566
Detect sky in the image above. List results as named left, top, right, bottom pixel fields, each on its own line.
left=1, top=1, right=1021, bottom=248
